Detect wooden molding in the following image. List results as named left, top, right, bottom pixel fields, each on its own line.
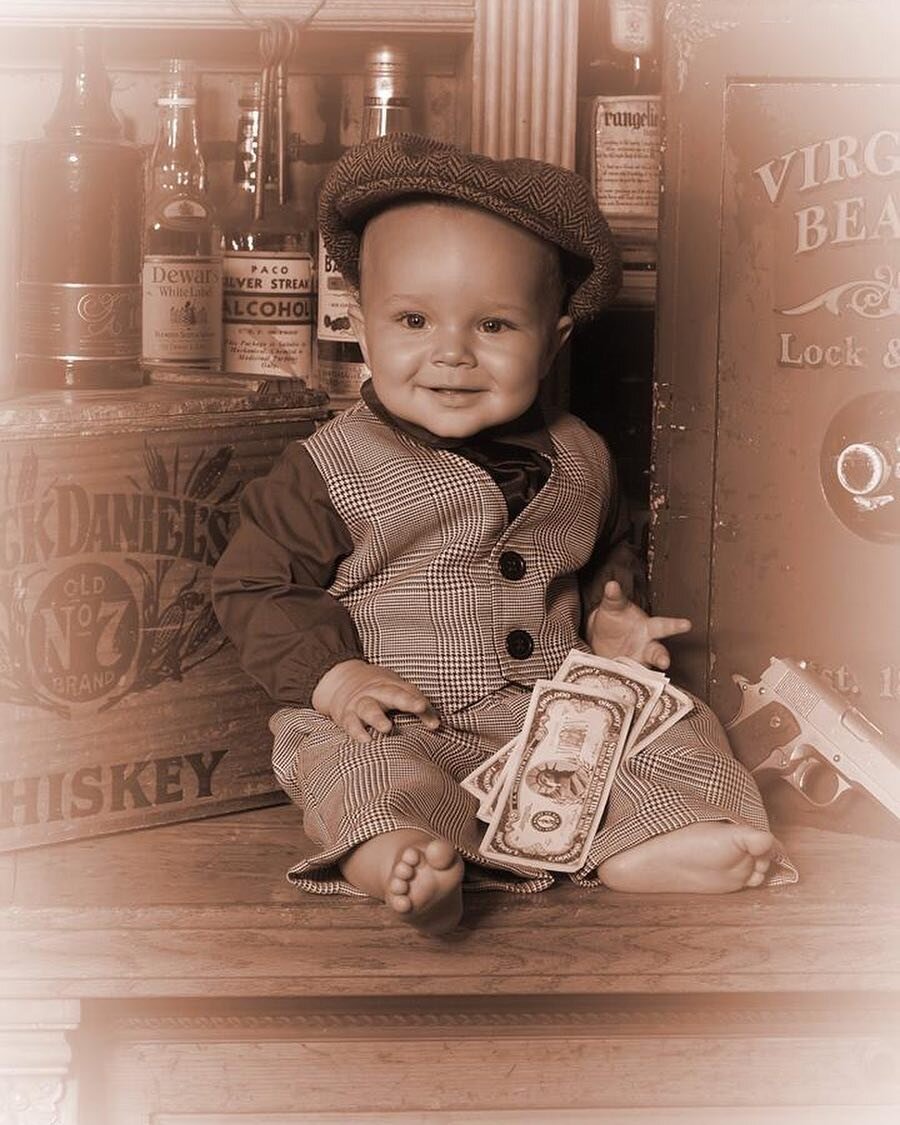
left=95, top=990, right=900, bottom=1040
left=0, top=1078, right=66, bottom=1125
left=0, top=1, right=476, bottom=32
left=471, top=0, right=579, bottom=166
left=0, top=1000, right=79, bottom=1125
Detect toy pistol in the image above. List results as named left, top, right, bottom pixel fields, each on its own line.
left=727, top=656, right=900, bottom=819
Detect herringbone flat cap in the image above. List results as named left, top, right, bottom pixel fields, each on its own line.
left=318, top=133, right=621, bottom=322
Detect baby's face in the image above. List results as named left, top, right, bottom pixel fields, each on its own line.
left=352, top=201, right=573, bottom=439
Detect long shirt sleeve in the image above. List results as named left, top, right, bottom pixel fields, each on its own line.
left=578, top=457, right=648, bottom=616
left=211, top=442, right=363, bottom=707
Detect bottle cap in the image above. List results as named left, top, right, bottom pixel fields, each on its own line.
left=364, top=44, right=409, bottom=103
left=238, top=76, right=262, bottom=109
left=157, top=58, right=197, bottom=106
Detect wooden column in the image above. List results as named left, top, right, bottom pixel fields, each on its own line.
left=0, top=1000, right=80, bottom=1125
left=471, top=0, right=579, bottom=167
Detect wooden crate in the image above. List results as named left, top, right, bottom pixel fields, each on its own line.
left=0, top=382, right=328, bottom=851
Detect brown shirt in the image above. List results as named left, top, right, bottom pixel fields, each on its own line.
left=212, top=382, right=644, bottom=707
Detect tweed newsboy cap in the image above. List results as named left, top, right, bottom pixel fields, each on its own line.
left=318, top=132, right=621, bottom=322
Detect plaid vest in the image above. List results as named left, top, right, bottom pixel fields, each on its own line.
left=305, top=403, right=611, bottom=713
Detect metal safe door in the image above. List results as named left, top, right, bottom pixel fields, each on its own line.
left=712, top=82, right=900, bottom=740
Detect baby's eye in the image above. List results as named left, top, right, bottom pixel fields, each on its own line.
left=480, top=318, right=511, bottom=334
left=399, top=312, right=427, bottom=329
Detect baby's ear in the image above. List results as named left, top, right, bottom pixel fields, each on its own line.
left=347, top=297, right=370, bottom=365
left=553, top=314, right=574, bottom=355
left=539, top=315, right=574, bottom=382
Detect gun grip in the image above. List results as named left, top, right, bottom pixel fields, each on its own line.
left=727, top=700, right=803, bottom=772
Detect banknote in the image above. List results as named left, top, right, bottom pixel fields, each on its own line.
left=613, top=656, right=694, bottom=754
left=555, top=650, right=664, bottom=757
left=460, top=735, right=520, bottom=805
left=478, top=680, right=633, bottom=873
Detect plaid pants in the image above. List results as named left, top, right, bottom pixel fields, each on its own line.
left=270, top=685, right=798, bottom=896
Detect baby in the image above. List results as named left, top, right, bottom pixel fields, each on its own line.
left=213, top=134, right=795, bottom=935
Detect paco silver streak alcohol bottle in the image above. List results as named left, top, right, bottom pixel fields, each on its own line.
left=221, top=78, right=315, bottom=381
left=142, top=58, right=222, bottom=372
left=15, top=27, right=143, bottom=390
left=315, top=45, right=411, bottom=407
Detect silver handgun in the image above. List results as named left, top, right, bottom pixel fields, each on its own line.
left=726, top=656, right=900, bottom=818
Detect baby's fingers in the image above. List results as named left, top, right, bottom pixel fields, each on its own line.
left=648, top=615, right=692, bottom=640
left=364, top=682, right=440, bottom=730
left=354, top=695, right=395, bottom=737
left=600, top=579, right=629, bottom=610
left=339, top=706, right=376, bottom=743
left=644, top=641, right=671, bottom=671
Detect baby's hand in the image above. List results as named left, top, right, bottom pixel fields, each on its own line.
left=312, top=658, right=440, bottom=742
left=586, top=580, right=691, bottom=671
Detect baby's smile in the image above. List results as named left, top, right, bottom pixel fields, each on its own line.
left=426, top=385, right=484, bottom=402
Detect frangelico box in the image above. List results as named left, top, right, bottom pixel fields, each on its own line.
left=580, top=93, right=661, bottom=305
left=0, top=382, right=328, bottom=850
left=583, top=94, right=661, bottom=228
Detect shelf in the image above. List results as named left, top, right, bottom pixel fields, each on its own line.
left=0, top=1, right=476, bottom=33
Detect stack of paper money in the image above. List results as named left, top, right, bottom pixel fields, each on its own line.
left=462, top=653, right=693, bottom=873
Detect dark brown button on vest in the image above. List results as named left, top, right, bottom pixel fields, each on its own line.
left=498, top=550, right=527, bottom=580
left=505, top=629, right=534, bottom=660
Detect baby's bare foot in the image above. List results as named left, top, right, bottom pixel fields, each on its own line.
left=386, top=838, right=464, bottom=934
left=598, top=821, right=776, bottom=894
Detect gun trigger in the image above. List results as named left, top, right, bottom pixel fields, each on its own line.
left=751, top=746, right=790, bottom=774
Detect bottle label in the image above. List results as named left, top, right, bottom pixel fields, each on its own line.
left=589, top=95, right=661, bottom=221
left=316, top=238, right=359, bottom=342
left=15, top=282, right=141, bottom=361
left=316, top=357, right=370, bottom=403
left=142, top=255, right=222, bottom=365
left=222, top=251, right=314, bottom=378
left=609, top=0, right=655, bottom=54
left=159, top=196, right=210, bottom=229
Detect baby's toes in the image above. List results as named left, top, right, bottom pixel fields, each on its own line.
left=392, top=859, right=416, bottom=881
left=737, top=825, right=776, bottom=858
left=399, top=846, right=423, bottom=868
left=745, top=855, right=772, bottom=887
left=423, top=838, right=458, bottom=871
left=388, top=873, right=411, bottom=896
left=388, top=890, right=413, bottom=913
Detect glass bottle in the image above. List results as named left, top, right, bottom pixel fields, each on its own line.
left=142, top=58, right=222, bottom=372
left=580, top=0, right=661, bottom=306
left=221, top=78, right=315, bottom=381
left=315, top=44, right=412, bottom=407
left=15, top=27, right=143, bottom=391
left=582, top=0, right=660, bottom=95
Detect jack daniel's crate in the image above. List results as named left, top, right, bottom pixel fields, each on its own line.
left=0, top=381, right=328, bottom=851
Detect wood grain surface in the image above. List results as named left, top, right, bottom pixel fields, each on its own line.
left=2, top=805, right=898, bottom=999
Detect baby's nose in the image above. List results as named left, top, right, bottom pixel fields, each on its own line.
left=431, top=325, right=476, bottom=367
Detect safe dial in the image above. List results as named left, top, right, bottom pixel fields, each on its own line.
left=835, top=442, right=892, bottom=501
left=820, top=391, right=900, bottom=542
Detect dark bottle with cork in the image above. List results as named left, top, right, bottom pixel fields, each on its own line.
left=15, top=27, right=144, bottom=391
